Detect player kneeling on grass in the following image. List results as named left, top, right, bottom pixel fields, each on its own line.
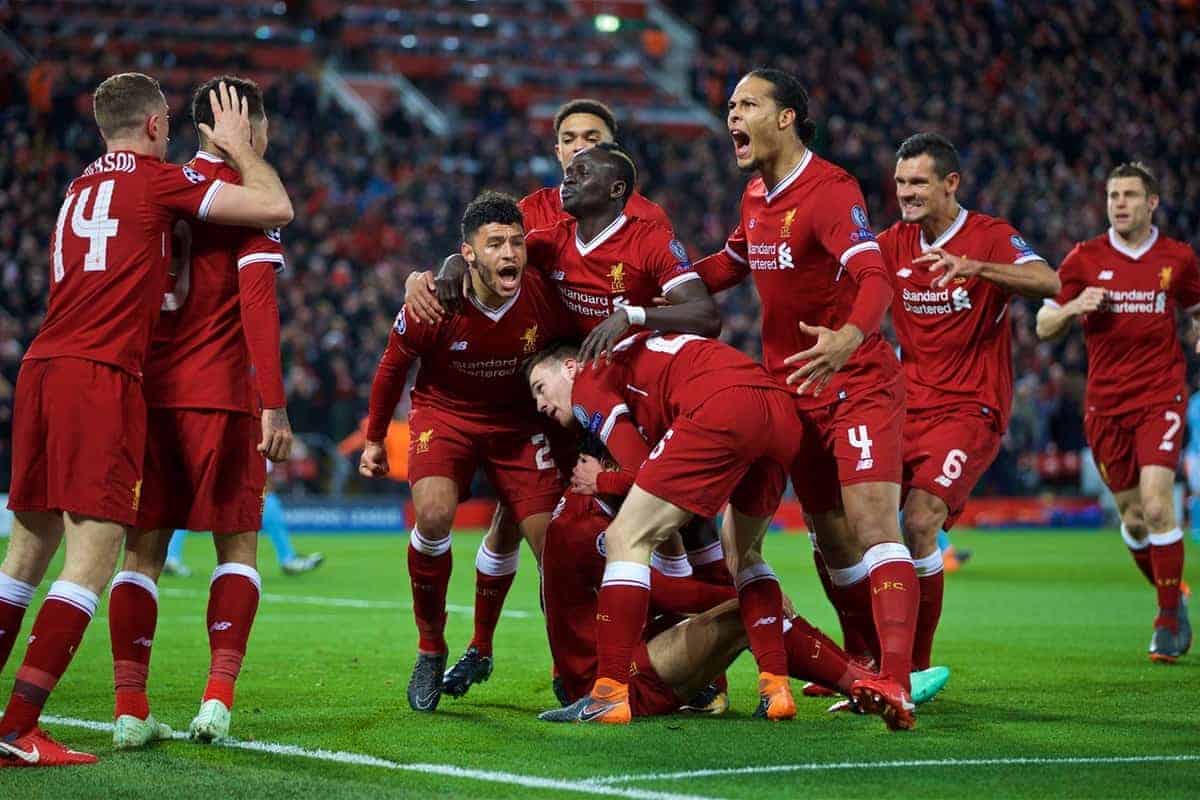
left=526, top=334, right=928, bottom=729
left=360, top=191, right=572, bottom=712
left=106, top=75, right=296, bottom=750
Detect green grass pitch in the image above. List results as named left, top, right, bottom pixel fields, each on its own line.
left=2, top=528, right=1198, bottom=799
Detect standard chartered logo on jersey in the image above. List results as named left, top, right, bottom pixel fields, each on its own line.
left=748, top=241, right=794, bottom=271
left=902, top=286, right=973, bottom=316
left=1103, top=289, right=1166, bottom=314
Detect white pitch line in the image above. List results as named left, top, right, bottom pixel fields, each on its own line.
left=587, top=754, right=1200, bottom=784
left=157, top=587, right=532, bottom=619
left=40, top=716, right=718, bottom=800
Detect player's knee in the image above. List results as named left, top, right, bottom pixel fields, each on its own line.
left=1140, top=496, right=1175, bottom=533
left=415, top=502, right=456, bottom=540
left=902, top=508, right=943, bottom=555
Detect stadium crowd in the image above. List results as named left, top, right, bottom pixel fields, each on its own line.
left=4, top=0, right=1200, bottom=495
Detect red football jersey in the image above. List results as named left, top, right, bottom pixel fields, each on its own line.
left=519, top=186, right=671, bottom=233
left=1049, top=227, right=1200, bottom=416
left=569, top=331, right=785, bottom=469
left=367, top=269, right=573, bottom=439
left=26, top=151, right=225, bottom=377
left=694, top=151, right=900, bottom=409
left=143, top=152, right=286, bottom=414
left=880, top=208, right=1043, bottom=425
left=525, top=214, right=699, bottom=333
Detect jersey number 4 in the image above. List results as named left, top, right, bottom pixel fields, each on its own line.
left=53, top=180, right=119, bottom=282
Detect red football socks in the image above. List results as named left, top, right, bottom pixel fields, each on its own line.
left=470, top=542, right=519, bottom=657
left=203, top=563, right=261, bottom=709
left=0, top=581, right=98, bottom=739
left=863, top=542, right=919, bottom=690
left=109, top=571, right=160, bottom=719
left=827, top=559, right=879, bottom=663
left=784, top=615, right=872, bottom=694
left=1122, top=525, right=1156, bottom=585
left=595, top=561, right=651, bottom=684
left=1149, top=529, right=1185, bottom=618
left=0, top=572, right=35, bottom=673
left=736, top=564, right=788, bottom=676
left=911, top=550, right=945, bottom=671
left=687, top=540, right=733, bottom=586
left=409, top=529, right=453, bottom=654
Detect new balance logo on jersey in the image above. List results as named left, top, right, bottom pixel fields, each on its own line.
left=752, top=616, right=778, bottom=628
left=209, top=621, right=233, bottom=633
left=449, top=341, right=468, bottom=351
left=856, top=458, right=875, bottom=471
left=549, top=270, right=565, bottom=280
left=1098, top=270, right=1114, bottom=280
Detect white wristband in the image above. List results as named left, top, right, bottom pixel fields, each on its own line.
left=622, top=305, right=647, bottom=326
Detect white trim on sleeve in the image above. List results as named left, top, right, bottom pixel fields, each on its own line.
left=599, top=403, right=630, bottom=444
left=1014, top=254, right=1045, bottom=265
left=838, top=240, right=881, bottom=266
left=660, top=271, right=701, bottom=295
left=237, top=252, right=287, bottom=271
left=197, top=179, right=225, bottom=220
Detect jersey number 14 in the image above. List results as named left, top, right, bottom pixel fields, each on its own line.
left=53, top=180, right=120, bottom=282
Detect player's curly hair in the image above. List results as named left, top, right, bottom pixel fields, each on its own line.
left=461, top=190, right=524, bottom=241
left=554, top=99, right=618, bottom=138
left=896, top=132, right=961, bottom=178
left=191, top=75, right=266, bottom=133
left=1108, top=162, right=1159, bottom=196
left=746, top=68, right=817, bottom=144
left=522, top=340, right=582, bottom=382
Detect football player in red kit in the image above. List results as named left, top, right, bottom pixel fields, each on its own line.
left=104, top=75, right=297, bottom=750
left=0, top=75, right=292, bottom=767
left=692, top=68, right=918, bottom=719
left=527, top=334, right=919, bottom=730
left=872, top=133, right=1059, bottom=672
left=1037, top=162, right=1198, bottom=662
left=360, top=191, right=574, bottom=712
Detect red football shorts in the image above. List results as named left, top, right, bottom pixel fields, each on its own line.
left=407, top=406, right=563, bottom=521
left=629, top=641, right=683, bottom=717
left=1085, top=397, right=1187, bottom=493
left=902, top=404, right=1003, bottom=530
left=634, top=386, right=800, bottom=518
left=8, top=357, right=146, bottom=526
left=789, top=377, right=905, bottom=515
left=137, top=408, right=267, bottom=533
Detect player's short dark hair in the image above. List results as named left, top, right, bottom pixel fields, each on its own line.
left=896, top=132, right=961, bottom=178
left=461, top=190, right=524, bottom=242
left=92, top=72, right=166, bottom=140
left=191, top=75, right=266, bottom=134
left=590, top=142, right=637, bottom=200
left=745, top=68, right=816, bottom=144
left=554, top=99, right=618, bottom=138
left=1107, top=162, right=1159, bottom=196
left=522, top=340, right=581, bottom=382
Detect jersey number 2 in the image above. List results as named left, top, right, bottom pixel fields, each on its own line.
left=53, top=180, right=119, bottom=282
left=1160, top=411, right=1182, bottom=452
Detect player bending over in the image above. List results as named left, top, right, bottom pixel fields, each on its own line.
left=1037, top=162, right=1196, bottom=662
left=360, top=191, right=573, bottom=712
left=0, top=74, right=292, bottom=767
left=105, top=75, right=297, bottom=749
left=526, top=333, right=919, bottom=729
